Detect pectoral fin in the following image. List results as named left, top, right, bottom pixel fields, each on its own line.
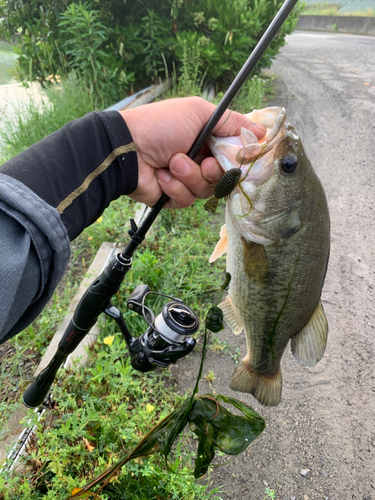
left=291, top=301, right=328, bottom=366
left=209, top=224, right=228, bottom=263
left=241, top=238, right=269, bottom=283
left=218, top=295, right=243, bottom=335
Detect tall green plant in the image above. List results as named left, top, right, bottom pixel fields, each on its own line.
left=0, top=0, right=70, bottom=84
left=58, top=2, right=133, bottom=108
left=2, top=0, right=301, bottom=99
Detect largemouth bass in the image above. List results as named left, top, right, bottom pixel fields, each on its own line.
left=208, top=107, right=330, bottom=407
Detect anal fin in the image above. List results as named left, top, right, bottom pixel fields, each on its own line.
left=291, top=300, right=328, bottom=367
left=218, top=296, right=243, bottom=335
left=230, top=357, right=282, bottom=407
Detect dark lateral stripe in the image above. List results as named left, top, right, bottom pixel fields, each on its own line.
left=56, top=143, right=136, bottom=214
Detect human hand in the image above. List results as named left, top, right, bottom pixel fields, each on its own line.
left=120, top=97, right=266, bottom=208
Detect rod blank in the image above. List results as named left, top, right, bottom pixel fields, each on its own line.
left=187, top=0, right=299, bottom=159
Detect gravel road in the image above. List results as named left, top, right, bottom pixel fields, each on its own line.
left=174, top=31, right=375, bottom=500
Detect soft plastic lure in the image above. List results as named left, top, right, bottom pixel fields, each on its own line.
left=204, top=168, right=242, bottom=213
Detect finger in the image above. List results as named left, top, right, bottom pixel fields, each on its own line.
left=190, top=98, right=266, bottom=140
left=155, top=168, right=197, bottom=209
left=193, top=144, right=211, bottom=166
left=200, top=156, right=225, bottom=184
left=213, top=109, right=266, bottom=139
left=169, top=153, right=215, bottom=199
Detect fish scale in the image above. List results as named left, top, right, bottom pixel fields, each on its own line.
left=208, top=107, right=330, bottom=406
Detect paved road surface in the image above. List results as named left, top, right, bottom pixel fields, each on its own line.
left=178, top=31, right=375, bottom=500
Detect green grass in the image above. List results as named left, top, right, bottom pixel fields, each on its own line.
left=0, top=198, right=227, bottom=499
left=302, top=3, right=374, bottom=16
left=0, top=74, right=228, bottom=495
left=1, top=75, right=95, bottom=164
left=160, top=37, right=270, bottom=111
left=0, top=335, right=222, bottom=499
left=0, top=41, right=17, bottom=85
left=226, top=75, right=269, bottom=113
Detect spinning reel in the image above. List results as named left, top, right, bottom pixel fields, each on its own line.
left=108, top=284, right=198, bottom=373
left=23, top=226, right=199, bottom=409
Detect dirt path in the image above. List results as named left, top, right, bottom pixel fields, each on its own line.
left=173, top=31, right=375, bottom=500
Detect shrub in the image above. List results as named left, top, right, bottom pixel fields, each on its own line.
left=1, top=0, right=301, bottom=103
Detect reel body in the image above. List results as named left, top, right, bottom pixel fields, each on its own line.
left=111, top=284, right=198, bottom=373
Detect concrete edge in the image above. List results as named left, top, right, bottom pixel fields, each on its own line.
left=0, top=241, right=117, bottom=465
left=297, top=15, right=375, bottom=36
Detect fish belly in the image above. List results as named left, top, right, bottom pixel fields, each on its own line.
left=224, top=208, right=327, bottom=406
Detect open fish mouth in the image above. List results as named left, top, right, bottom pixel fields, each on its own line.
left=207, top=107, right=297, bottom=182
left=207, top=106, right=303, bottom=245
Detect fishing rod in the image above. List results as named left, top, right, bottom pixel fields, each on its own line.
left=23, top=0, right=299, bottom=409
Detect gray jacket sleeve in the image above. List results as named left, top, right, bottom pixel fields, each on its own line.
left=0, top=174, right=71, bottom=344
left=0, top=111, right=138, bottom=344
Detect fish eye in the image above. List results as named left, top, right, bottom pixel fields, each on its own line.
left=281, top=153, right=298, bottom=175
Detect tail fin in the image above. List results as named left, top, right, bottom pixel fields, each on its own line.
left=230, top=359, right=282, bottom=407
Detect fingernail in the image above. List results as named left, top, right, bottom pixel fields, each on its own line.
left=171, top=154, right=190, bottom=175
left=157, top=169, right=172, bottom=183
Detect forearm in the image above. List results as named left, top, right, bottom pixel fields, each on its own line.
left=0, top=111, right=138, bottom=240
left=0, top=174, right=71, bottom=343
left=0, top=111, right=138, bottom=342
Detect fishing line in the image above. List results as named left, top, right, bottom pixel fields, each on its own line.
left=214, top=109, right=233, bottom=136
left=237, top=150, right=265, bottom=218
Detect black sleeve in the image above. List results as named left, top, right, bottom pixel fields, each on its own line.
left=0, top=110, right=138, bottom=240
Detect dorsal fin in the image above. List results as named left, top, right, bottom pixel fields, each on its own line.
left=209, top=224, right=228, bottom=263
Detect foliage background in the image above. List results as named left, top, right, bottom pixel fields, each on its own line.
left=0, top=0, right=301, bottom=107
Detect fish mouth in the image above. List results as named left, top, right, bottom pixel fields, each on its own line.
left=207, top=107, right=297, bottom=181
left=208, top=107, right=301, bottom=245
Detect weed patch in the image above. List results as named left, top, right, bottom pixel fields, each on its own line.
left=0, top=198, right=232, bottom=498
left=302, top=3, right=374, bottom=16
left=0, top=76, right=95, bottom=164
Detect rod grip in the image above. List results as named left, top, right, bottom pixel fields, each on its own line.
left=23, top=347, right=67, bottom=408
left=23, top=319, right=90, bottom=408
